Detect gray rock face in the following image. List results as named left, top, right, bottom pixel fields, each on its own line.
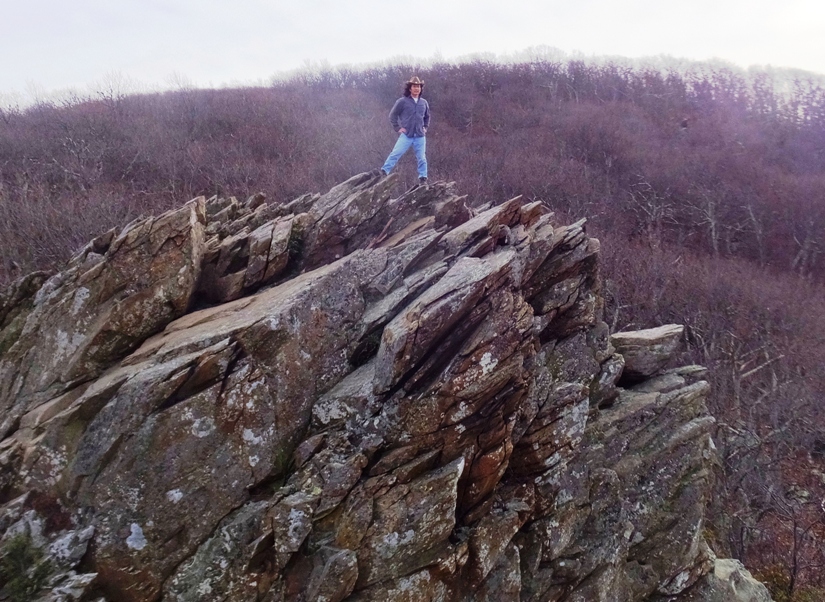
left=0, top=200, right=205, bottom=440
left=667, top=556, right=774, bottom=602
left=0, top=173, right=764, bottom=601
left=611, top=324, right=685, bottom=380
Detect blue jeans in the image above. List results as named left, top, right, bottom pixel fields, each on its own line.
left=381, top=134, right=427, bottom=178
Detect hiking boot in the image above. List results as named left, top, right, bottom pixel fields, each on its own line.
left=419, top=176, right=428, bottom=184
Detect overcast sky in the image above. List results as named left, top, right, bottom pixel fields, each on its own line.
left=3, top=0, right=825, bottom=102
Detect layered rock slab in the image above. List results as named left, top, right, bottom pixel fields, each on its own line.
left=0, top=200, right=206, bottom=440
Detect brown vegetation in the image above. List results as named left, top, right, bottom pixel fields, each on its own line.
left=1, top=58, right=824, bottom=598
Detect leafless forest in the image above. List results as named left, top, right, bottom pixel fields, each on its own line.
left=1, top=59, right=824, bottom=600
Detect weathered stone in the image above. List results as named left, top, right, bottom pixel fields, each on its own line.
left=510, top=381, right=589, bottom=476
left=197, top=212, right=298, bottom=304
left=163, top=501, right=272, bottom=602
left=434, top=194, right=473, bottom=230
left=348, top=568, right=448, bottom=602
left=611, top=324, right=685, bottom=380
left=245, top=192, right=267, bottom=210
left=312, top=362, right=377, bottom=431
left=437, top=197, right=522, bottom=257
left=373, top=249, right=517, bottom=394
left=630, top=370, right=686, bottom=394
left=667, top=364, right=710, bottom=384
left=35, top=571, right=99, bottom=601
left=301, top=171, right=397, bottom=270
left=466, top=543, right=521, bottom=602
left=305, top=547, right=359, bottom=602
left=0, top=200, right=205, bottom=439
left=0, top=271, right=51, bottom=356
left=668, top=557, right=774, bottom=602
left=0, top=172, right=756, bottom=601
left=590, top=353, right=625, bottom=407
left=355, top=458, right=464, bottom=588
left=467, top=504, right=523, bottom=583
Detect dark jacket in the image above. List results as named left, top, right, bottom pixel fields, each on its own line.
left=389, top=96, right=430, bottom=137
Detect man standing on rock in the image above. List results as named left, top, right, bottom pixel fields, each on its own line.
left=380, top=76, right=430, bottom=184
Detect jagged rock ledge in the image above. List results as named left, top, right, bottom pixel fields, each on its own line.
left=0, top=172, right=772, bottom=601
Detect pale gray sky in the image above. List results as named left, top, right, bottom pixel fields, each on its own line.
left=2, top=0, right=825, bottom=101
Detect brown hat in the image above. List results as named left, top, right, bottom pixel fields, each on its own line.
left=406, top=76, right=424, bottom=86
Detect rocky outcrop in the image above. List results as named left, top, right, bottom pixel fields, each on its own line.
left=0, top=172, right=767, bottom=601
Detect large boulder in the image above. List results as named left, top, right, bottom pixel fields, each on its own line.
left=611, top=324, right=685, bottom=381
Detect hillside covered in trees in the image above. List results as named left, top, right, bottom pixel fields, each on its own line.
left=1, top=57, right=824, bottom=599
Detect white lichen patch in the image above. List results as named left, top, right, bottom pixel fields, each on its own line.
left=393, top=570, right=432, bottom=594
left=381, top=529, right=416, bottom=548
left=569, top=398, right=589, bottom=430
left=287, top=508, right=308, bottom=544
left=71, top=287, right=91, bottom=316
left=479, top=351, right=498, bottom=375
left=670, top=570, right=691, bottom=592
left=49, top=525, right=94, bottom=564
left=451, top=401, right=472, bottom=422
left=190, top=416, right=216, bottom=438
left=125, top=487, right=143, bottom=511
left=49, top=532, right=77, bottom=563
left=126, top=523, right=147, bottom=550
left=313, top=399, right=353, bottom=425
left=233, top=382, right=266, bottom=411
left=196, top=580, right=213, bottom=595
left=166, top=489, right=184, bottom=504
left=54, top=329, right=87, bottom=364
left=242, top=429, right=263, bottom=445
left=248, top=455, right=260, bottom=467
left=35, top=446, right=68, bottom=487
